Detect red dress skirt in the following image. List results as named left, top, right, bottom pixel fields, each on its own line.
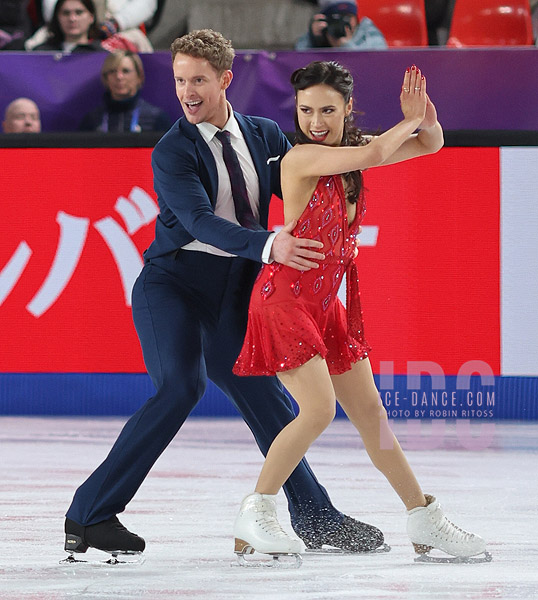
left=233, top=175, right=371, bottom=376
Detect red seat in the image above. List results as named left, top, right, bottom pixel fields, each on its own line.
left=358, top=0, right=428, bottom=47
left=447, top=0, right=534, bottom=46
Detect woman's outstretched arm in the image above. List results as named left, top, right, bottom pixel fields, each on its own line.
left=283, top=67, right=442, bottom=179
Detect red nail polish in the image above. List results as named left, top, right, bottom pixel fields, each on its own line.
left=406, top=67, right=410, bottom=72
left=421, top=75, right=425, bottom=80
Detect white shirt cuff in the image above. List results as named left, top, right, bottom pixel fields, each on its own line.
left=261, top=232, right=277, bottom=264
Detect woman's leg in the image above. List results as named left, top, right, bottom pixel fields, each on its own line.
left=255, top=355, right=336, bottom=495
left=332, top=358, right=488, bottom=559
left=331, top=358, right=426, bottom=511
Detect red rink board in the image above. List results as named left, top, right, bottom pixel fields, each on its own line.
left=0, top=148, right=154, bottom=372
left=1, top=147, right=500, bottom=375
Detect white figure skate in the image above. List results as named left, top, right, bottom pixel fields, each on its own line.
left=233, top=493, right=305, bottom=568
left=407, top=494, right=492, bottom=563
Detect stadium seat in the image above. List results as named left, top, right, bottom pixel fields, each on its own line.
left=447, top=0, right=534, bottom=47
left=358, top=0, right=428, bottom=47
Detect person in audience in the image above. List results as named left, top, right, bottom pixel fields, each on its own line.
left=2, top=98, right=42, bottom=133
left=425, top=0, right=454, bottom=46
left=79, top=50, right=171, bottom=131
left=32, top=0, right=104, bottom=53
left=296, top=0, right=387, bottom=50
left=0, top=0, right=33, bottom=50
left=27, top=0, right=156, bottom=52
left=531, top=0, right=538, bottom=44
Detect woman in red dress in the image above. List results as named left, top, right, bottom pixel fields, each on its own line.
left=232, top=61, right=489, bottom=565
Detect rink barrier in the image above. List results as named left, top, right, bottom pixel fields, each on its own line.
left=0, top=373, right=536, bottom=419
left=2, top=130, right=538, bottom=149
left=1, top=49, right=538, bottom=133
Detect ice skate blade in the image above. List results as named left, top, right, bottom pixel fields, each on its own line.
left=414, top=551, right=492, bottom=564
left=234, top=551, right=303, bottom=569
left=60, top=551, right=145, bottom=566
left=306, top=542, right=391, bottom=555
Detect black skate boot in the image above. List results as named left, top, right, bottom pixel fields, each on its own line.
left=296, top=515, right=390, bottom=554
left=63, top=516, right=145, bottom=564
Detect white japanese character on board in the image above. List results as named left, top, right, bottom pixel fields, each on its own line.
left=0, top=187, right=158, bottom=317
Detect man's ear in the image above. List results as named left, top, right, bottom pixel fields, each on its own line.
left=221, top=69, right=233, bottom=90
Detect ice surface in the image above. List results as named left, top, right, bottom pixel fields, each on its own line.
left=0, top=417, right=537, bottom=600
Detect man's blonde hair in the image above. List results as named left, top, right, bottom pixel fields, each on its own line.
left=170, top=29, right=235, bottom=75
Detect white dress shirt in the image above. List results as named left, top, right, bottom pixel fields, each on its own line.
left=182, top=106, right=276, bottom=261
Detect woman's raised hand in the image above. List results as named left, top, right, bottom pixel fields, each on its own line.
left=400, top=65, right=427, bottom=124
left=418, top=93, right=438, bottom=130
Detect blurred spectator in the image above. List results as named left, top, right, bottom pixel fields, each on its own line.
left=32, top=0, right=104, bottom=52
left=2, top=98, right=41, bottom=133
left=79, top=50, right=171, bottom=132
left=532, top=0, right=538, bottom=44
left=27, top=0, right=155, bottom=52
left=425, top=0, right=454, bottom=46
left=295, top=0, right=387, bottom=50
left=0, top=0, right=33, bottom=50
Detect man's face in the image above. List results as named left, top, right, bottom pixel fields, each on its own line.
left=172, top=53, right=232, bottom=129
left=3, top=99, right=41, bottom=133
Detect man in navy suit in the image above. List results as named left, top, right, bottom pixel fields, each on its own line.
left=63, top=29, right=384, bottom=559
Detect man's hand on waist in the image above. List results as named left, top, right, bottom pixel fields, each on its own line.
left=270, top=220, right=325, bottom=271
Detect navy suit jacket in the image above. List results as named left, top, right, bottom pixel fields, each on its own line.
left=145, top=112, right=292, bottom=263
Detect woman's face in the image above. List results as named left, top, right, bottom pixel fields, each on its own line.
left=296, top=83, right=352, bottom=146
left=57, top=0, right=94, bottom=42
left=105, top=57, right=142, bottom=100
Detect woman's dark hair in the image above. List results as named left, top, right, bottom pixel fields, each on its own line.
left=291, top=61, right=365, bottom=204
left=48, top=0, right=100, bottom=43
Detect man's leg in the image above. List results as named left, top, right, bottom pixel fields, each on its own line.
left=66, top=257, right=208, bottom=529
left=204, top=258, right=385, bottom=551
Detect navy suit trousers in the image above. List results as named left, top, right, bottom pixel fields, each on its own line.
left=66, top=250, right=343, bottom=534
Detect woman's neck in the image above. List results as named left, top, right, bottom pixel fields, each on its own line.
left=64, top=32, right=89, bottom=45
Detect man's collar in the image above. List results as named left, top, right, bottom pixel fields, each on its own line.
left=196, top=102, right=241, bottom=143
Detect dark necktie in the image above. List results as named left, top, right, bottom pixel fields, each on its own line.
left=215, top=130, right=260, bottom=230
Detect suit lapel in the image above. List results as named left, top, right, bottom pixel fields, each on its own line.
left=235, top=113, right=271, bottom=211
left=179, top=118, right=218, bottom=206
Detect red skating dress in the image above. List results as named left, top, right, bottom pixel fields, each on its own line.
left=233, top=175, right=371, bottom=376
